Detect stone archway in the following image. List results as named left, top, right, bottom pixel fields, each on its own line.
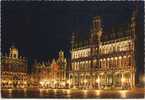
left=105, top=72, right=113, bottom=88
left=113, top=72, right=122, bottom=88
left=123, top=72, right=131, bottom=89
left=84, top=74, right=91, bottom=89
left=13, top=75, right=19, bottom=88
left=69, top=74, right=73, bottom=82
left=95, top=73, right=100, bottom=89
left=69, top=74, right=73, bottom=88
left=99, top=72, right=106, bottom=89
left=78, top=74, right=84, bottom=89
left=92, top=74, right=96, bottom=88
left=73, top=73, right=79, bottom=88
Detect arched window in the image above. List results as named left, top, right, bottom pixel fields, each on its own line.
left=99, top=47, right=102, bottom=54
left=128, top=55, right=132, bottom=66
left=72, top=63, right=74, bottom=71
left=85, top=61, right=88, bottom=70
left=118, top=56, right=122, bottom=68
left=93, top=59, right=97, bottom=67
left=100, top=59, right=102, bottom=68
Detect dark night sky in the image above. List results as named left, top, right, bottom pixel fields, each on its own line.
left=1, top=1, right=144, bottom=74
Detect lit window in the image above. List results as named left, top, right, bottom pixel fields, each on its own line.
left=119, top=56, right=122, bottom=59
left=93, top=59, right=96, bottom=67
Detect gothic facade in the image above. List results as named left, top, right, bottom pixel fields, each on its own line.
left=1, top=45, right=28, bottom=89
left=31, top=50, right=67, bottom=88
left=69, top=11, right=137, bottom=89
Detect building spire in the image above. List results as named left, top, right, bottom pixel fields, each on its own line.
left=9, top=44, right=19, bottom=59
left=91, top=16, right=102, bottom=44
left=130, top=1, right=139, bottom=39
left=71, top=32, right=75, bottom=49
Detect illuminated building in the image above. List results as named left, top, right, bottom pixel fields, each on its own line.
left=51, top=59, right=59, bottom=88
left=1, top=45, right=28, bottom=89
left=56, top=50, right=67, bottom=88
left=32, top=60, right=51, bottom=88
left=32, top=50, right=67, bottom=88
left=70, top=10, right=137, bottom=89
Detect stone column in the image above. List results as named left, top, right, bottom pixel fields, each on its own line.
left=78, top=73, right=80, bottom=89
left=130, top=72, right=132, bottom=88
left=119, top=58, right=121, bottom=68
left=121, top=73, right=124, bottom=89
left=132, top=72, right=135, bottom=88
left=105, top=73, right=107, bottom=88
left=90, top=74, right=92, bottom=89
left=112, top=73, right=114, bottom=88
left=72, top=73, right=75, bottom=88
left=98, top=75, right=100, bottom=89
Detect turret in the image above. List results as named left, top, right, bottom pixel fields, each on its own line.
left=130, top=7, right=137, bottom=40
left=71, top=32, right=76, bottom=49
left=51, top=59, right=56, bottom=66
left=90, top=16, right=103, bottom=44
left=9, top=45, right=19, bottom=59
left=59, top=50, right=64, bottom=59
left=93, top=16, right=102, bottom=42
left=57, top=50, right=67, bottom=70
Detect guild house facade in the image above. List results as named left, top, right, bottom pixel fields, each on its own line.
left=1, top=45, right=28, bottom=89
left=31, top=50, right=67, bottom=88
left=70, top=10, right=137, bottom=89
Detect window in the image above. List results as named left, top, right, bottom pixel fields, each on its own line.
left=85, top=61, right=88, bottom=70
left=93, top=59, right=97, bottom=67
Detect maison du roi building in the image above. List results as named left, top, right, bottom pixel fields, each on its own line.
left=1, top=45, right=28, bottom=89
left=69, top=10, right=138, bottom=89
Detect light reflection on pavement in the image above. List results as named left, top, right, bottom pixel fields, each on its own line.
left=1, top=88, right=145, bottom=98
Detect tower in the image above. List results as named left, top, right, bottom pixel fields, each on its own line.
left=9, top=45, right=19, bottom=59
left=71, top=32, right=76, bottom=49
left=92, top=16, right=103, bottom=43
left=57, top=50, right=67, bottom=82
left=130, top=2, right=140, bottom=87
left=90, top=16, right=103, bottom=71
left=59, top=50, right=64, bottom=60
